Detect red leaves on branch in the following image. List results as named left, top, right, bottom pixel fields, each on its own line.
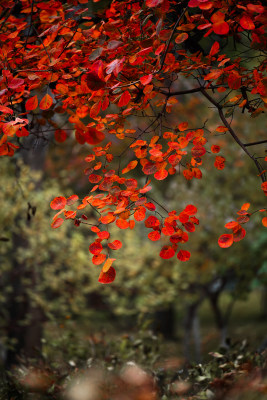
left=1, top=0, right=263, bottom=283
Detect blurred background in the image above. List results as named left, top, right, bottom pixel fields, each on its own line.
left=1, top=88, right=266, bottom=372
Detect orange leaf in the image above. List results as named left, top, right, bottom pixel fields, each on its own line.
left=204, top=70, right=222, bottom=81
left=218, top=234, right=233, bottom=248
left=122, top=160, right=138, bottom=174
left=102, top=257, right=116, bottom=273
left=39, top=94, right=53, bottom=110
left=262, top=217, right=267, bottom=227
left=25, top=95, right=38, bottom=111
left=175, top=32, right=188, bottom=44
left=178, top=122, right=188, bottom=131
left=100, top=212, right=116, bottom=224
left=241, top=203, right=250, bottom=211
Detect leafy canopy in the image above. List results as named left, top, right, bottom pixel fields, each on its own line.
left=0, top=0, right=266, bottom=283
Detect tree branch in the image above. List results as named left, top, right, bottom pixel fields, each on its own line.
left=159, top=87, right=202, bottom=97
left=244, top=139, right=267, bottom=147
left=200, top=88, right=266, bottom=183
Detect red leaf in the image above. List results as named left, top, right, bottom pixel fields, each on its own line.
left=108, top=240, right=122, bottom=250
left=51, top=217, right=64, bottom=229
left=122, top=160, right=138, bottom=174
left=214, top=156, right=225, bottom=170
left=98, top=266, right=116, bottom=284
left=144, top=202, right=156, bottom=211
left=100, top=213, right=116, bottom=224
left=116, top=218, right=129, bottom=229
left=0, top=105, right=13, bottom=114
left=145, top=216, right=160, bottom=228
left=178, top=122, right=188, bottom=131
left=218, top=234, right=233, bottom=248
left=97, top=231, right=110, bottom=239
left=240, top=15, right=255, bottom=30
left=241, top=203, right=250, bottom=211
left=191, top=146, right=206, bottom=158
left=213, top=21, right=229, bottom=35
left=183, top=222, right=195, bottom=232
left=159, top=246, right=175, bottom=259
left=8, top=78, right=24, bottom=89
left=86, top=71, right=106, bottom=91
left=175, top=32, right=188, bottom=44
left=118, top=91, right=131, bottom=107
left=89, top=241, right=103, bottom=255
left=224, top=221, right=239, bottom=229
left=233, top=227, right=246, bottom=242
left=148, top=231, right=161, bottom=241
left=177, top=250, right=190, bottom=261
left=146, top=0, right=163, bottom=8
left=209, top=41, right=220, bottom=56
left=55, top=129, right=67, bottom=143
left=140, top=74, right=153, bottom=85
left=211, top=145, right=220, bottom=153
left=142, top=162, right=158, bottom=175
left=66, top=195, right=79, bottom=206
left=262, top=217, right=267, bottom=227
left=85, top=128, right=105, bottom=145
left=134, top=206, right=146, bottom=221
left=50, top=196, right=66, bottom=210
left=92, top=253, right=106, bottom=265
left=236, top=215, right=250, bottom=224
left=184, top=205, right=197, bottom=215
left=228, top=71, right=241, bottom=90
left=39, top=94, right=53, bottom=110
left=25, top=96, right=38, bottom=111
left=154, top=169, right=168, bottom=180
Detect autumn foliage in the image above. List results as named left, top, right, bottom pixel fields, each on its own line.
left=0, top=0, right=266, bottom=283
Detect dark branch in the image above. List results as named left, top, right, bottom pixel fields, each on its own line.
left=200, top=88, right=266, bottom=183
